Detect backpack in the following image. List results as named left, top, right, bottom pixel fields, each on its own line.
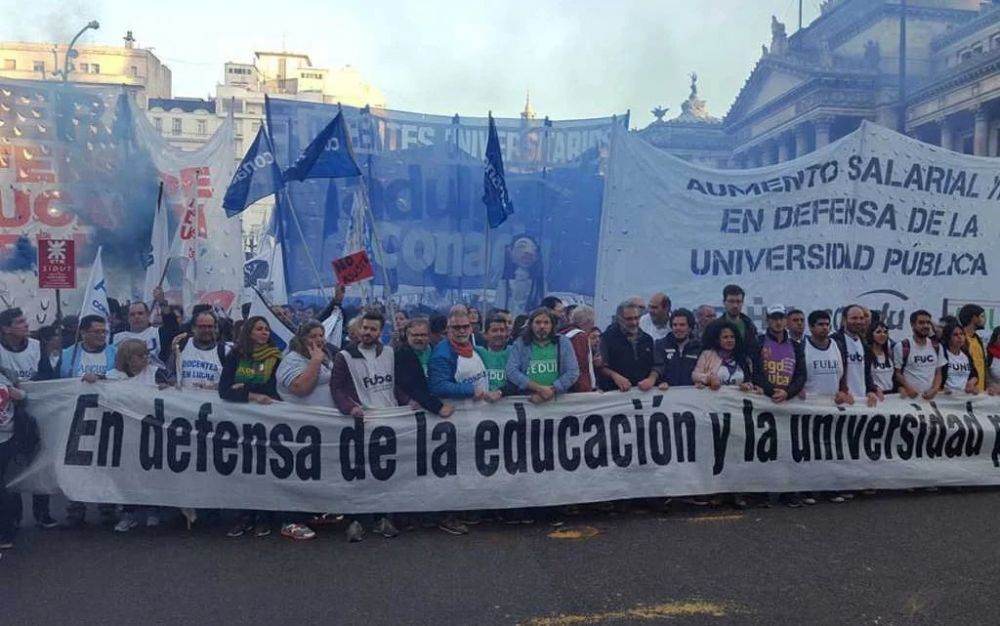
left=899, top=337, right=939, bottom=369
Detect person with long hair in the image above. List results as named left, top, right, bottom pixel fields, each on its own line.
left=277, top=320, right=333, bottom=407
left=218, top=316, right=283, bottom=539
left=219, top=316, right=282, bottom=406
left=941, top=319, right=980, bottom=395
left=866, top=321, right=894, bottom=395
left=692, top=320, right=760, bottom=393
left=505, top=307, right=579, bottom=404
left=495, top=234, right=546, bottom=316
left=986, top=327, right=1000, bottom=395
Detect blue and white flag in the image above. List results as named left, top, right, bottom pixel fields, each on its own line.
left=282, top=111, right=361, bottom=182
left=223, top=125, right=284, bottom=217
left=483, top=113, right=514, bottom=228
left=248, top=287, right=294, bottom=351
left=79, top=246, right=110, bottom=322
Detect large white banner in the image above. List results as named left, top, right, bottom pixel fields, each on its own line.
left=9, top=381, right=1000, bottom=513
left=596, top=122, right=1000, bottom=328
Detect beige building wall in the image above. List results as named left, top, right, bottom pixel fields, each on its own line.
left=0, top=41, right=171, bottom=107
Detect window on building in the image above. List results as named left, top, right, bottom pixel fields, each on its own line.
left=197, top=120, right=207, bottom=136
left=961, top=50, right=973, bottom=63
left=3, top=59, right=16, bottom=70
left=91, top=63, right=100, bottom=74
left=33, top=61, right=44, bottom=73
left=973, top=43, right=984, bottom=55
left=79, top=62, right=89, bottom=72
left=222, top=98, right=245, bottom=114
left=172, top=118, right=182, bottom=136
left=130, top=66, right=138, bottom=77
left=251, top=121, right=261, bottom=135
left=234, top=121, right=243, bottom=138
left=154, top=117, right=162, bottom=132
left=992, top=34, right=1000, bottom=50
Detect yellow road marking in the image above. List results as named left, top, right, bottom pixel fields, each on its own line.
left=681, top=513, right=745, bottom=523
left=547, top=526, right=600, bottom=540
left=520, top=600, right=731, bottom=626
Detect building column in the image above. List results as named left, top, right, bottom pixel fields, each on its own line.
left=938, top=116, right=953, bottom=151
left=750, top=148, right=763, bottom=168
left=795, top=125, right=810, bottom=156
left=814, top=116, right=834, bottom=149
left=777, top=135, right=792, bottom=162
left=974, top=105, right=989, bottom=156
left=764, top=141, right=779, bottom=165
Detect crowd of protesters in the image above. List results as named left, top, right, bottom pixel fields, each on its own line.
left=0, top=281, right=996, bottom=550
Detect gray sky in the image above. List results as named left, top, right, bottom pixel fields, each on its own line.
left=1, top=0, right=821, bottom=126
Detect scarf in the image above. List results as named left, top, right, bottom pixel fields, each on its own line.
left=450, top=338, right=474, bottom=359
left=990, top=344, right=1000, bottom=360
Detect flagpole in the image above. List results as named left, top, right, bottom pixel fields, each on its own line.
left=358, top=180, right=395, bottom=324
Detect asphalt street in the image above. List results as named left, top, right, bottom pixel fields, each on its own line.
left=4, top=490, right=1000, bottom=626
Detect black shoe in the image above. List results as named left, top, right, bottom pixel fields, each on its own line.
left=36, top=514, right=59, bottom=530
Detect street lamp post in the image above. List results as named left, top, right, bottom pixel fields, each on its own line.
left=52, top=20, right=100, bottom=81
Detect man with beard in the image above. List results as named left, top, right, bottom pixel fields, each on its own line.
left=330, top=310, right=409, bottom=542
left=653, top=308, right=701, bottom=387
left=959, top=304, right=987, bottom=393
left=395, top=318, right=454, bottom=418
left=597, top=301, right=656, bottom=392
left=831, top=304, right=880, bottom=407
left=893, top=309, right=944, bottom=400
left=168, top=310, right=229, bottom=389
left=704, top=285, right=759, bottom=354
left=506, top=308, right=579, bottom=404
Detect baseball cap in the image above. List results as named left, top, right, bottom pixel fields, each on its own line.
left=766, top=304, right=787, bottom=318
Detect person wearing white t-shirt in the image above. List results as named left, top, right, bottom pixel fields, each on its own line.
left=831, top=304, right=880, bottom=407
left=893, top=309, right=944, bottom=400
left=940, top=320, right=980, bottom=395
left=112, top=292, right=180, bottom=365
left=167, top=310, right=228, bottom=389
left=0, top=307, right=52, bottom=382
left=278, top=320, right=333, bottom=407
left=638, top=292, right=672, bottom=342
left=802, top=310, right=851, bottom=406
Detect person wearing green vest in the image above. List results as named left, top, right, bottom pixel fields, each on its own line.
left=475, top=315, right=510, bottom=392
left=506, top=308, right=579, bottom=404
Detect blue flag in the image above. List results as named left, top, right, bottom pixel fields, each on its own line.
left=223, top=125, right=284, bottom=217
left=483, top=114, right=514, bottom=228
left=283, top=111, right=361, bottom=181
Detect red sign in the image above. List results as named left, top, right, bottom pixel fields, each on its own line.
left=332, top=250, right=375, bottom=286
left=38, top=238, right=76, bottom=289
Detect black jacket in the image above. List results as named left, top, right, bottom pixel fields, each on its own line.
left=653, top=333, right=701, bottom=386
left=394, top=345, right=444, bottom=415
left=598, top=323, right=655, bottom=390
left=754, top=330, right=806, bottom=398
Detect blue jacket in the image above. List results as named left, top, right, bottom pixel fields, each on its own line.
left=428, top=340, right=477, bottom=399
left=505, top=334, right=579, bottom=395
left=59, top=343, right=117, bottom=379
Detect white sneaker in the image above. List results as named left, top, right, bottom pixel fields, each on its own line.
left=114, top=514, right=138, bottom=533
